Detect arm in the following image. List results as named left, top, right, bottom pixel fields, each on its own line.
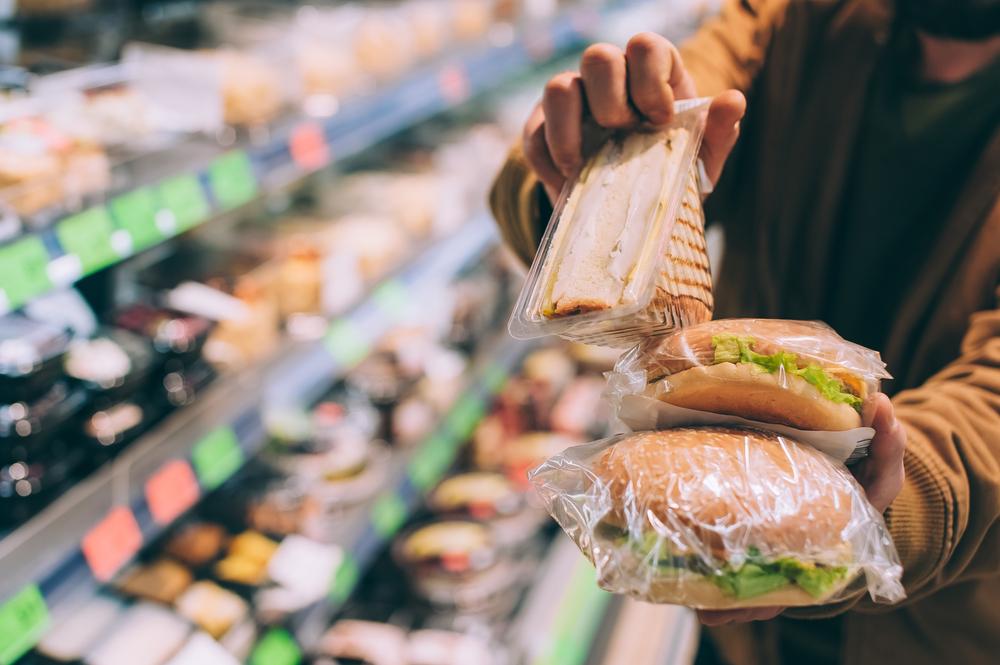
left=489, top=0, right=788, bottom=264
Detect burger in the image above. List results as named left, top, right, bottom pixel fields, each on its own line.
left=533, top=427, right=880, bottom=608
left=631, top=319, right=888, bottom=430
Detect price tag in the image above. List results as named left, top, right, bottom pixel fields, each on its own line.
left=55, top=207, right=118, bottom=275
left=81, top=506, right=143, bottom=582
left=445, top=395, right=485, bottom=441
left=324, top=319, right=371, bottom=367
left=408, top=435, right=454, bottom=491
left=191, top=426, right=244, bottom=491
left=537, top=558, right=610, bottom=665
left=0, top=584, right=49, bottom=665
left=370, top=493, right=407, bottom=538
left=158, top=173, right=209, bottom=232
left=438, top=65, right=470, bottom=104
left=249, top=628, right=301, bottom=665
left=0, top=236, right=52, bottom=312
left=209, top=151, right=258, bottom=210
left=328, top=554, right=359, bottom=603
left=110, top=187, right=163, bottom=252
left=372, top=279, right=408, bottom=320
left=289, top=122, right=330, bottom=171
left=145, top=459, right=199, bottom=525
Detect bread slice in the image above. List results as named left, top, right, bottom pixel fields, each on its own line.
left=544, top=128, right=690, bottom=316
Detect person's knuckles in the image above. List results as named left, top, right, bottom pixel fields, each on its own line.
left=625, top=34, right=674, bottom=124
left=542, top=71, right=581, bottom=107
left=580, top=44, right=635, bottom=128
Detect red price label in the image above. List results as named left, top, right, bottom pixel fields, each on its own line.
left=145, top=460, right=199, bottom=526
left=290, top=122, right=330, bottom=171
left=438, top=65, right=469, bottom=105
left=81, top=506, right=142, bottom=582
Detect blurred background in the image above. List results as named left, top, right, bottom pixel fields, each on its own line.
left=0, top=2, right=722, bottom=664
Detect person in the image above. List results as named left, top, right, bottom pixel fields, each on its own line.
left=488, top=1, right=1000, bottom=663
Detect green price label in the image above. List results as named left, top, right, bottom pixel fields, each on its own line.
left=324, top=319, right=371, bottom=367
left=208, top=151, right=257, bottom=210
left=0, top=584, right=49, bottom=665
left=55, top=207, right=118, bottom=275
left=191, top=426, right=244, bottom=491
left=534, top=558, right=610, bottom=665
left=372, top=279, right=408, bottom=318
left=329, top=554, right=359, bottom=603
left=0, top=236, right=52, bottom=311
left=249, top=628, right=301, bottom=665
left=408, top=435, right=454, bottom=491
left=370, top=493, right=407, bottom=538
left=484, top=362, right=509, bottom=394
left=158, top=173, right=209, bottom=232
left=446, top=395, right=485, bottom=441
left=110, top=187, right=162, bottom=252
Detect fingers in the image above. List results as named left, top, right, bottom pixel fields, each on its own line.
left=522, top=102, right=566, bottom=198
left=580, top=43, right=637, bottom=129
left=700, top=89, right=746, bottom=186
left=541, top=72, right=585, bottom=179
left=624, top=33, right=676, bottom=125
left=855, top=393, right=907, bottom=513
left=698, top=607, right=784, bottom=626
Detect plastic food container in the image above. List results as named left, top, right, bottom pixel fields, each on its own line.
left=114, top=304, right=214, bottom=368
left=0, top=314, right=72, bottom=403
left=174, top=581, right=249, bottom=640
left=508, top=99, right=712, bottom=347
left=34, top=594, right=123, bottom=664
left=116, top=558, right=194, bottom=605
left=64, top=328, right=155, bottom=405
left=164, top=522, right=230, bottom=569
left=79, top=399, right=148, bottom=455
left=393, top=520, right=517, bottom=613
left=85, top=602, right=191, bottom=665
left=428, top=472, right=544, bottom=550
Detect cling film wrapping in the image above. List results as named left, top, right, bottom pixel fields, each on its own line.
left=529, top=428, right=905, bottom=609
left=508, top=98, right=713, bottom=348
left=607, top=319, right=892, bottom=436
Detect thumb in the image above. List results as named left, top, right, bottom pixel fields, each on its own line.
left=700, top=90, right=746, bottom=187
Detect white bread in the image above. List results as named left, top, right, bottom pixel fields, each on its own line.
left=654, top=362, right=863, bottom=431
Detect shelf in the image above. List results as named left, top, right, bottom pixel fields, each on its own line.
left=0, top=2, right=612, bottom=315
left=0, top=215, right=499, bottom=637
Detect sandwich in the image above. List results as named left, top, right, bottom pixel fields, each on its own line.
left=548, top=428, right=871, bottom=607
left=633, top=319, right=886, bottom=430
left=536, top=130, right=711, bottom=327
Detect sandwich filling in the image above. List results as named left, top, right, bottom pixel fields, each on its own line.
left=600, top=523, right=850, bottom=600
left=710, top=334, right=863, bottom=411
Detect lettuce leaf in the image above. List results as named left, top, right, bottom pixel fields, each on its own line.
left=711, top=334, right=863, bottom=412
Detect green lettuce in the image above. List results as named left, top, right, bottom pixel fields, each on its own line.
left=711, top=334, right=863, bottom=412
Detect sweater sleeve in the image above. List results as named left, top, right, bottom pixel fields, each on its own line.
left=488, top=0, right=786, bottom=264
left=786, top=286, right=1000, bottom=618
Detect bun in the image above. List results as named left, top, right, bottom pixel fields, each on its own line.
left=591, top=428, right=854, bottom=558
left=600, top=566, right=854, bottom=608
left=655, top=363, right=862, bottom=430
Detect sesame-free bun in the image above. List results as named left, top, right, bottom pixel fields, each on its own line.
left=655, top=362, right=862, bottom=430
left=592, top=428, right=855, bottom=559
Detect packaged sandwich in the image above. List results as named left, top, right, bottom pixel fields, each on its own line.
left=509, top=98, right=713, bottom=347
left=531, top=428, right=905, bottom=608
left=608, top=319, right=891, bottom=462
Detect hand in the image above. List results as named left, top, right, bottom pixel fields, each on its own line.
left=522, top=32, right=746, bottom=202
left=697, top=394, right=907, bottom=627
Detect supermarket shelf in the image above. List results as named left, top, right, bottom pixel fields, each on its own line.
left=511, top=536, right=615, bottom=665
left=292, top=333, right=534, bottom=647
left=0, top=215, right=499, bottom=622
left=0, top=1, right=613, bottom=315
left=593, top=600, right=699, bottom=665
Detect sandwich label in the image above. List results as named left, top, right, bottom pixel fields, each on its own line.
left=191, top=426, right=244, bottom=491
left=0, top=584, right=48, bottom=665
left=158, top=173, right=210, bottom=231
left=55, top=206, right=118, bottom=275
left=208, top=150, right=258, bottom=210
left=110, top=187, right=164, bottom=252
left=0, top=236, right=52, bottom=312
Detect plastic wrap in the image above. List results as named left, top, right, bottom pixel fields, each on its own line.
left=608, top=319, right=891, bottom=449
left=530, top=427, right=905, bottom=608
left=509, top=98, right=712, bottom=347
